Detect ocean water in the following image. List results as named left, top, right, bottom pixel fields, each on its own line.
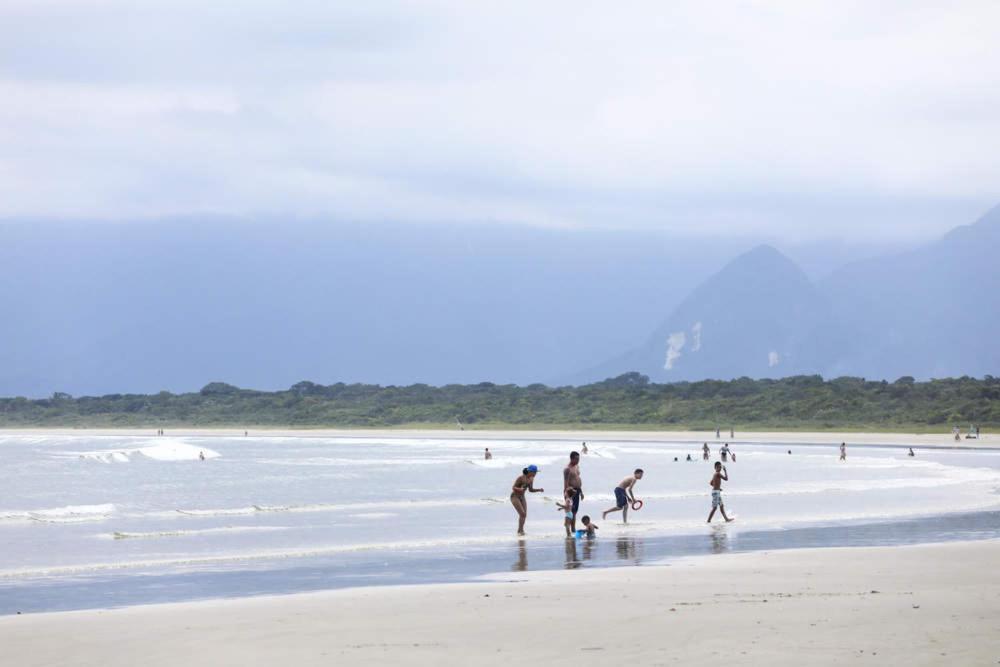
left=2, top=433, right=999, bottom=614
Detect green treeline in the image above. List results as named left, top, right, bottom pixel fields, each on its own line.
left=2, top=373, right=998, bottom=430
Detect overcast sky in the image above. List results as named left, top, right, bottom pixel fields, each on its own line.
left=2, top=1, right=998, bottom=239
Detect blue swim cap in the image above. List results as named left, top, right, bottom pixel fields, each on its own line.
left=526, top=464, right=538, bottom=473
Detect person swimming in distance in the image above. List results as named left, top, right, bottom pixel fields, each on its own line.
left=908, top=447, right=915, bottom=457
left=511, top=465, right=544, bottom=536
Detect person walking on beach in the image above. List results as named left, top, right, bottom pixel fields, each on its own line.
left=602, top=469, right=643, bottom=524
left=702, top=443, right=710, bottom=461
left=716, top=427, right=721, bottom=439
left=485, top=448, right=492, bottom=460
left=707, top=462, right=733, bottom=523
left=840, top=442, right=847, bottom=461
left=511, top=465, right=543, bottom=536
left=564, top=452, right=584, bottom=534
left=720, top=443, right=730, bottom=462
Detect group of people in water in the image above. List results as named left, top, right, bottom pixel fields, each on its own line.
left=507, top=441, right=735, bottom=536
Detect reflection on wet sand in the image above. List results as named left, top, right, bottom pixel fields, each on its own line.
left=512, top=542, right=528, bottom=572
left=616, top=537, right=644, bottom=563
left=564, top=538, right=581, bottom=569
left=710, top=526, right=730, bottom=554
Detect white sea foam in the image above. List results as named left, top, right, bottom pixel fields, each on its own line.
left=64, top=440, right=220, bottom=463
left=110, top=526, right=287, bottom=540
left=21, top=504, right=116, bottom=523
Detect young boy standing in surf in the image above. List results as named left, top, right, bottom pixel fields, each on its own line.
left=602, top=469, right=643, bottom=524
left=707, top=462, right=733, bottom=523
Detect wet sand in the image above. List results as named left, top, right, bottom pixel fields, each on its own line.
left=2, top=539, right=998, bottom=666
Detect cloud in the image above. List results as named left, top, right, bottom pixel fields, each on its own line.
left=1, top=1, right=998, bottom=232
left=665, top=332, right=686, bottom=370
left=690, top=321, right=702, bottom=352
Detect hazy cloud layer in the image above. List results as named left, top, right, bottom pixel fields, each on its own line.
left=2, top=1, right=999, bottom=237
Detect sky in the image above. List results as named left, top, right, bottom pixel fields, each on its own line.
left=2, top=1, right=999, bottom=240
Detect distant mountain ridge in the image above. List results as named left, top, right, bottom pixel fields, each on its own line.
left=573, top=205, right=1000, bottom=383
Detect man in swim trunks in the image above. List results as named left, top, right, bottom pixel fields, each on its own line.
left=563, top=451, right=583, bottom=534
left=720, top=443, right=730, bottom=462
left=707, top=461, right=733, bottom=523
left=602, top=468, right=643, bottom=524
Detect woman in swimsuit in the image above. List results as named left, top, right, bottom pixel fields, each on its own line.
left=511, top=465, right=544, bottom=536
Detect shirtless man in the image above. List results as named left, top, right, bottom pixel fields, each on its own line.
left=720, top=443, right=730, bottom=462
left=702, top=443, right=710, bottom=461
left=602, top=469, right=643, bottom=524
left=510, top=465, right=543, bottom=536
left=563, top=452, right=584, bottom=534
left=707, top=462, right=733, bottom=523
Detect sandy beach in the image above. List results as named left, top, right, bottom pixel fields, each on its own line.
left=1, top=427, right=995, bottom=450
left=2, top=539, right=997, bottom=666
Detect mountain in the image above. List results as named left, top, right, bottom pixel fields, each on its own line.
left=573, top=245, right=826, bottom=382
left=817, top=203, right=1000, bottom=379
left=576, top=205, right=1000, bottom=383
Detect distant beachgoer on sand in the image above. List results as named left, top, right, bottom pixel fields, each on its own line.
left=702, top=443, right=710, bottom=461
left=908, top=448, right=915, bottom=457
left=730, top=427, right=734, bottom=439
left=720, top=443, right=730, bottom=462
left=582, top=442, right=589, bottom=455
left=511, top=465, right=543, bottom=536
left=485, top=448, right=492, bottom=460
left=707, top=462, right=733, bottom=523
left=603, top=469, right=643, bottom=524
left=199, top=451, right=205, bottom=461
left=580, top=515, right=598, bottom=537
left=564, top=452, right=584, bottom=534
left=840, top=442, right=847, bottom=461
left=976, top=425, right=981, bottom=438
left=716, top=427, right=721, bottom=439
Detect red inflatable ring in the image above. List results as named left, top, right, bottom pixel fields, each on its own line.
left=631, top=500, right=643, bottom=511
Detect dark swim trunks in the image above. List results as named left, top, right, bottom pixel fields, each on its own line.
left=571, top=488, right=581, bottom=514
left=614, top=487, right=628, bottom=508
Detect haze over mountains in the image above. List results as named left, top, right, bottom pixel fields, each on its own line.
left=575, top=205, right=1000, bottom=384
left=2, top=206, right=997, bottom=397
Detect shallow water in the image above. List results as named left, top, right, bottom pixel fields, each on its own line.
left=2, top=434, right=999, bottom=613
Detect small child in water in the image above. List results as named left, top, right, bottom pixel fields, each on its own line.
left=579, top=515, right=598, bottom=537
left=556, top=487, right=576, bottom=537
